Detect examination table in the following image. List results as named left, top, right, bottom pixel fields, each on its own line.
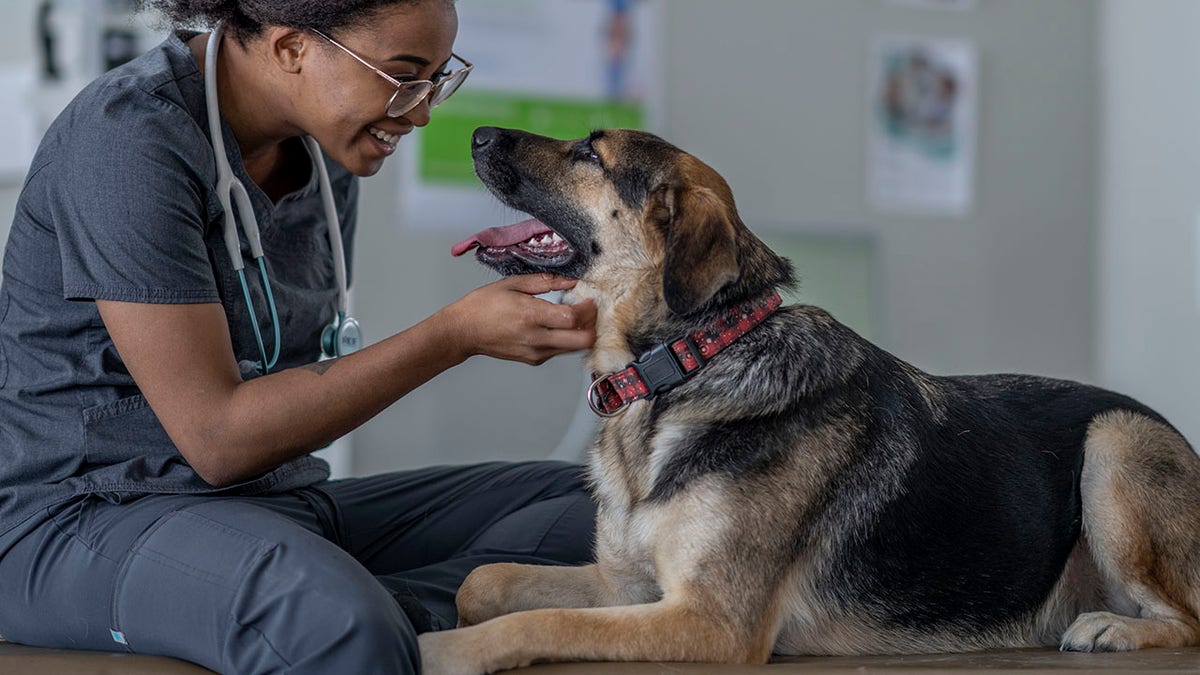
left=2, top=640, right=1199, bottom=673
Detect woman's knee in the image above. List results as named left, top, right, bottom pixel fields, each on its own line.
left=228, top=523, right=419, bottom=673
left=115, top=501, right=419, bottom=673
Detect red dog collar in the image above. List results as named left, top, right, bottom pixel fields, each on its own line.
left=587, top=291, right=783, bottom=417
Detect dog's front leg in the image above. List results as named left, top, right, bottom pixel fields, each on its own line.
left=456, top=562, right=630, bottom=626
left=420, top=598, right=772, bottom=675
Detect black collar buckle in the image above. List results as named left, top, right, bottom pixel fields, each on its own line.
left=632, top=342, right=689, bottom=397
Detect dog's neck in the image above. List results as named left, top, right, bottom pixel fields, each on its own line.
left=569, top=273, right=664, bottom=374
left=577, top=274, right=785, bottom=373
left=584, top=291, right=784, bottom=416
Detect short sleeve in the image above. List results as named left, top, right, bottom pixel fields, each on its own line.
left=46, top=80, right=221, bottom=304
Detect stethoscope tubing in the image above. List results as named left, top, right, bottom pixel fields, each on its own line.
left=303, top=136, right=351, bottom=322
left=205, top=24, right=354, bottom=372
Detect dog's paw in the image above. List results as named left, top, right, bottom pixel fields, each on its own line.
left=418, top=625, right=528, bottom=675
left=1060, top=612, right=1143, bottom=652
left=456, top=563, right=519, bottom=627
left=419, top=629, right=485, bottom=675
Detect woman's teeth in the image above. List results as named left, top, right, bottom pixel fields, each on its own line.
left=369, top=126, right=400, bottom=146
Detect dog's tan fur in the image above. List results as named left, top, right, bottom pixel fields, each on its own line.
left=1061, top=411, right=1200, bottom=650
left=418, top=129, right=1200, bottom=674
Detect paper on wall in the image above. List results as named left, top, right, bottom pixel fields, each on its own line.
left=868, top=35, right=978, bottom=217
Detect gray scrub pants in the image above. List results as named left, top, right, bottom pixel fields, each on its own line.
left=0, top=461, right=595, bottom=674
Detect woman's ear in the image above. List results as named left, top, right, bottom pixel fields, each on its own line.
left=661, top=186, right=740, bottom=316
left=264, top=27, right=309, bottom=74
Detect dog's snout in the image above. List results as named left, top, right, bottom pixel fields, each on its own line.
left=473, top=126, right=500, bottom=150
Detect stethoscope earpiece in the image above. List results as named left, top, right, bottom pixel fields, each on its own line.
left=207, top=24, right=360, bottom=372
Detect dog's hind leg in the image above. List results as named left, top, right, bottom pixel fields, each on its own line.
left=1061, top=410, right=1200, bottom=652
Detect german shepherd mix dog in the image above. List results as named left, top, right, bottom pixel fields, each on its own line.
left=421, top=127, right=1200, bottom=674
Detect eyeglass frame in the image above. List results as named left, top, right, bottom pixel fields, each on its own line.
left=309, top=28, right=473, bottom=118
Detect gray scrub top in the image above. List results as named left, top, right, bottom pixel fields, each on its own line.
left=0, top=32, right=360, bottom=535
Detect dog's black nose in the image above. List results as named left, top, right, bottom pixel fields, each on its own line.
left=473, top=126, right=500, bottom=150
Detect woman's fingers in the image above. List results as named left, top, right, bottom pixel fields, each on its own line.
left=500, top=273, right=578, bottom=296
left=536, top=299, right=595, bottom=331
left=446, top=275, right=596, bottom=364
left=541, top=325, right=596, bottom=354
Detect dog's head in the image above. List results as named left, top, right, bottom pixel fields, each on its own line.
left=455, top=126, right=793, bottom=318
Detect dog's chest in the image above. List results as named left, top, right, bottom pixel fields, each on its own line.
left=591, top=413, right=690, bottom=504
left=590, top=415, right=718, bottom=574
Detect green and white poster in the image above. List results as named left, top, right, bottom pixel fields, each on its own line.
left=398, top=0, right=664, bottom=230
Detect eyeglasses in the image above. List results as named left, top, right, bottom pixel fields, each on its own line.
left=310, top=29, right=473, bottom=118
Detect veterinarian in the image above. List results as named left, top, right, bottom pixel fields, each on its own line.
left=0, top=0, right=598, bottom=672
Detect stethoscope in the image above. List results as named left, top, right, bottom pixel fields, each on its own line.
left=205, top=25, right=362, bottom=374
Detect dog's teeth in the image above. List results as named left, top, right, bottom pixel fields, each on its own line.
left=550, top=233, right=563, bottom=243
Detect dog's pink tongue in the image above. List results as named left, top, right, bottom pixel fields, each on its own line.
left=451, top=218, right=551, bottom=257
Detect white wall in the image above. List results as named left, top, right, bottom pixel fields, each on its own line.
left=660, top=0, right=1098, bottom=379
left=1098, top=0, right=1200, bottom=446
left=0, top=3, right=35, bottom=64
left=0, top=2, right=37, bottom=243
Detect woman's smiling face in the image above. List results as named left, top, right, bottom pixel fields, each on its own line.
left=297, top=1, right=459, bottom=176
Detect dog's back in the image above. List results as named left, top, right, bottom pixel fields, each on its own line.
left=767, top=319, right=1191, bottom=652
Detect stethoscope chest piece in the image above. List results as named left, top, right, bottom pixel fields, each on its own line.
left=322, top=313, right=363, bottom=359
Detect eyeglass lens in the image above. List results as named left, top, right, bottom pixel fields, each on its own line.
left=430, top=70, right=469, bottom=106
left=386, top=81, right=434, bottom=117
left=385, top=69, right=470, bottom=117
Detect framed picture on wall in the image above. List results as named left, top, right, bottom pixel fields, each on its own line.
left=867, top=35, right=978, bottom=216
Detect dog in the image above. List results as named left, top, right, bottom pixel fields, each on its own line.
left=421, top=126, right=1200, bottom=674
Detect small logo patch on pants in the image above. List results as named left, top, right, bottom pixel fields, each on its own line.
left=110, top=630, right=127, bottom=645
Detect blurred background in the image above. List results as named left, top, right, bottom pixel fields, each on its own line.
left=1, top=0, right=1196, bottom=476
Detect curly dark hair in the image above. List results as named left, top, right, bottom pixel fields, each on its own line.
left=136, top=0, right=449, bottom=40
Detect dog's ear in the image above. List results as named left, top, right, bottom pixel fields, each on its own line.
left=660, top=185, right=740, bottom=316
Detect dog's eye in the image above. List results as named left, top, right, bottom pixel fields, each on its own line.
left=573, top=143, right=601, bottom=164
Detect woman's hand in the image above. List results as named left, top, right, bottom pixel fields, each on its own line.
left=439, top=274, right=597, bottom=365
